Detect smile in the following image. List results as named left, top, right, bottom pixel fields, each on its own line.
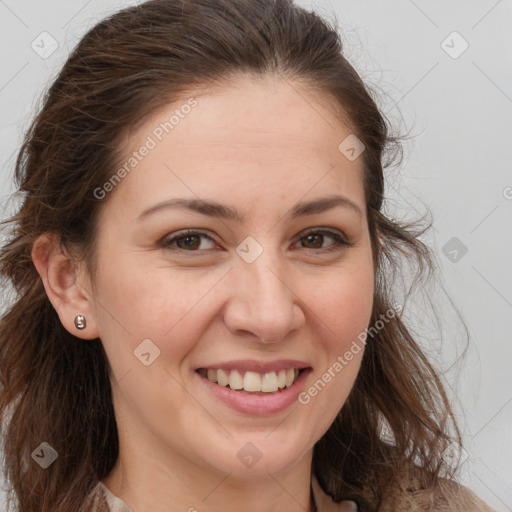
left=196, top=368, right=303, bottom=393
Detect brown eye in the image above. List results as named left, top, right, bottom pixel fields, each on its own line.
left=161, top=230, right=216, bottom=251
left=296, top=230, right=350, bottom=252
left=176, top=235, right=201, bottom=250
left=302, top=233, right=324, bottom=249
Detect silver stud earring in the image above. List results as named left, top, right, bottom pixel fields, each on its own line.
left=74, top=315, right=86, bottom=330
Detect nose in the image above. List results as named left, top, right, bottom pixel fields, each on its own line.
left=223, top=252, right=306, bottom=343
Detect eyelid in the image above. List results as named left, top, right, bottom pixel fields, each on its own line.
left=296, top=227, right=349, bottom=243
left=160, top=226, right=351, bottom=253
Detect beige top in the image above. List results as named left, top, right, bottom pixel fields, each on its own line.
left=84, top=476, right=495, bottom=511
left=85, top=478, right=351, bottom=512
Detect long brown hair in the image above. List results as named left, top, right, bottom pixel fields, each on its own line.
left=0, top=1, right=461, bottom=510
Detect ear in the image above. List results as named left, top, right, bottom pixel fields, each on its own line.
left=31, top=233, right=99, bottom=340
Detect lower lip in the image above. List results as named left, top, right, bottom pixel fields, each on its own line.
left=196, top=369, right=311, bottom=415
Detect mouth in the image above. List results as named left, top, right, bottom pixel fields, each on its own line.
left=195, top=367, right=307, bottom=394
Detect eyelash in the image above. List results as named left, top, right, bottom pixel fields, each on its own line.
left=160, top=228, right=351, bottom=254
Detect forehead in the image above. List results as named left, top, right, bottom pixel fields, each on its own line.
left=159, top=75, right=353, bottom=150
left=107, top=74, right=366, bottom=216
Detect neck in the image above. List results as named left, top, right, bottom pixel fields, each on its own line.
left=102, top=444, right=316, bottom=512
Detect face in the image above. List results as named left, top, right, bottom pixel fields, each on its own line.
left=88, top=75, right=374, bottom=482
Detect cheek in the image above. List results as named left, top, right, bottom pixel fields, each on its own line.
left=93, top=252, right=186, bottom=332
left=307, top=262, right=374, bottom=344
left=296, top=258, right=374, bottom=425
left=92, top=252, right=227, bottom=367
left=317, top=278, right=372, bottom=385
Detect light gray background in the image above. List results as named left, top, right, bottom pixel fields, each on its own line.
left=0, top=0, right=510, bottom=510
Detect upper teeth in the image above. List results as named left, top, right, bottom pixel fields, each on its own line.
left=203, top=368, right=300, bottom=393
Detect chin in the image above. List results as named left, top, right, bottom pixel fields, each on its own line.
left=196, top=434, right=311, bottom=478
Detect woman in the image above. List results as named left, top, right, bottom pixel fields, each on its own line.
left=0, top=0, right=496, bottom=511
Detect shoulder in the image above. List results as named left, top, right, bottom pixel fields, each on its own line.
left=312, top=474, right=496, bottom=512
left=79, top=481, right=108, bottom=512
left=312, top=476, right=358, bottom=511
left=378, top=477, right=496, bottom=512
left=81, top=481, right=134, bottom=512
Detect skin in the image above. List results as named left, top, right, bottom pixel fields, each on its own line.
left=32, top=74, right=374, bottom=512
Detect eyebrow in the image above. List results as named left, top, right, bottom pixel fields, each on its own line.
left=137, top=194, right=363, bottom=222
